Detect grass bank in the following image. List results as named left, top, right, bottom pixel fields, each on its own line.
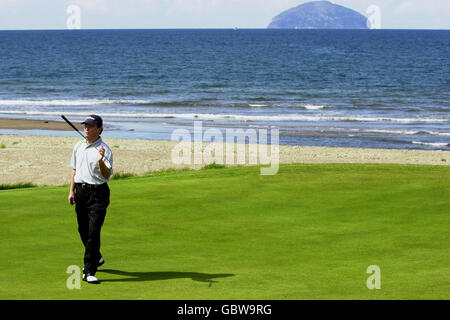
left=0, top=164, right=448, bottom=299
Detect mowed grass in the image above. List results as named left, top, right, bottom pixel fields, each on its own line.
left=0, top=163, right=449, bottom=300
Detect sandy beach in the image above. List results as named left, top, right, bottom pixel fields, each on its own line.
left=0, top=118, right=83, bottom=131
left=0, top=118, right=449, bottom=186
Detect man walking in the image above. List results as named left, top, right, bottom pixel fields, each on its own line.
left=68, top=115, right=113, bottom=284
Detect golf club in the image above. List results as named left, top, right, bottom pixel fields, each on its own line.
left=61, top=115, right=109, bottom=165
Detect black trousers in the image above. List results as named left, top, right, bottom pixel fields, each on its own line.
left=74, top=183, right=110, bottom=275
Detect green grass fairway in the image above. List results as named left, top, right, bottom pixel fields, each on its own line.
left=0, top=164, right=449, bottom=299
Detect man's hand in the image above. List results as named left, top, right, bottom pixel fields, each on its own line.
left=69, top=169, right=76, bottom=206
left=98, top=146, right=105, bottom=162
left=98, top=146, right=111, bottom=180
left=68, top=191, right=75, bottom=205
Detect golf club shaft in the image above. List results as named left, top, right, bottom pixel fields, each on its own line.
left=61, top=115, right=86, bottom=140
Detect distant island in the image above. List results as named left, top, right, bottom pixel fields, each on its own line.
left=267, top=1, right=368, bottom=29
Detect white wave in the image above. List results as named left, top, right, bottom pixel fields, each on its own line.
left=360, top=129, right=450, bottom=136
left=344, top=128, right=418, bottom=135
left=427, top=131, right=450, bottom=136
left=338, top=117, right=449, bottom=123
left=412, top=141, right=449, bottom=147
left=0, top=110, right=449, bottom=123
left=248, top=104, right=267, bottom=107
left=368, top=129, right=418, bottom=135
left=248, top=103, right=329, bottom=109
left=330, top=128, right=420, bottom=135
left=303, top=104, right=328, bottom=110
left=321, top=127, right=450, bottom=136
left=274, top=103, right=331, bottom=110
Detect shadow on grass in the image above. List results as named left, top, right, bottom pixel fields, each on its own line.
left=97, top=269, right=235, bottom=284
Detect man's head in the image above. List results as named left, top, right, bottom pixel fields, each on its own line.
left=81, top=114, right=103, bottom=142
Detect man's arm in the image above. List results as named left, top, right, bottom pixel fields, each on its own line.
left=68, top=169, right=76, bottom=205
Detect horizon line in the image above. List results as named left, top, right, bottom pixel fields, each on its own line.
left=1, top=27, right=450, bottom=31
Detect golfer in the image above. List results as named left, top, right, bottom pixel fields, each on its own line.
left=68, top=115, right=113, bottom=284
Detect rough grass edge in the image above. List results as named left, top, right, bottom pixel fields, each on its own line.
left=0, top=182, right=38, bottom=190
left=110, top=172, right=137, bottom=180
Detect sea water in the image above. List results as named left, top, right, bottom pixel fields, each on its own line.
left=0, top=29, right=448, bottom=149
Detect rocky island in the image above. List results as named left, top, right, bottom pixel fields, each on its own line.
left=267, top=1, right=368, bottom=29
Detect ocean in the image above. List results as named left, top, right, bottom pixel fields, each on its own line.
left=0, top=29, right=449, bottom=150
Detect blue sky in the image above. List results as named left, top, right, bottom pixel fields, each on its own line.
left=0, top=0, right=449, bottom=30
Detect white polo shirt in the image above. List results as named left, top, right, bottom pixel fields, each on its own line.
left=70, top=137, right=113, bottom=185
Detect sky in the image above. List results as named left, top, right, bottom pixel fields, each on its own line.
left=0, top=0, right=449, bottom=30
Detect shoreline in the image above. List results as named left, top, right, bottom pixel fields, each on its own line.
left=1, top=116, right=449, bottom=151
left=0, top=118, right=83, bottom=131
left=1, top=131, right=449, bottom=186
